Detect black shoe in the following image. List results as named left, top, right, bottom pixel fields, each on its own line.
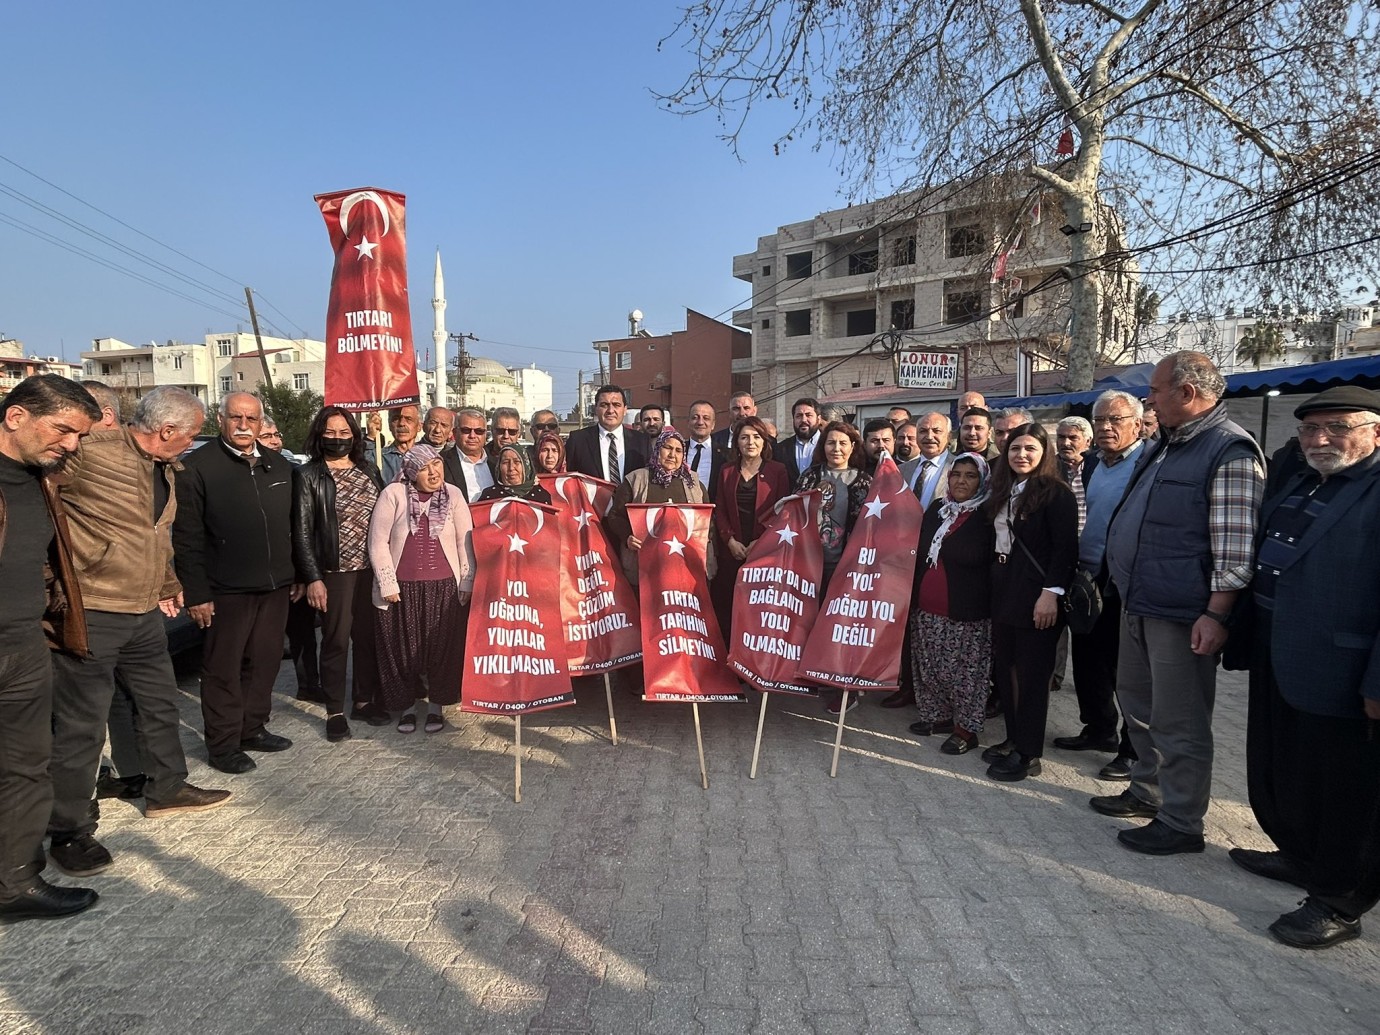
left=987, top=752, right=1041, bottom=782
left=49, top=834, right=113, bottom=877
left=326, top=715, right=352, bottom=742
left=1053, top=730, right=1120, bottom=752
left=240, top=732, right=292, bottom=752
left=144, top=784, right=231, bottom=818
left=1228, top=848, right=1307, bottom=890
left=984, top=696, right=1002, bottom=719
left=1098, top=755, right=1134, bottom=781
left=95, top=766, right=147, bottom=800
left=939, top=732, right=976, bottom=755
left=880, top=689, right=913, bottom=709
left=980, top=740, right=1013, bottom=764
left=296, top=684, right=329, bottom=704
left=1268, top=898, right=1362, bottom=950
left=1117, top=818, right=1204, bottom=855
left=208, top=750, right=257, bottom=774
left=0, top=878, right=98, bottom=922
left=909, top=720, right=955, bottom=737
left=350, top=703, right=391, bottom=727
left=1089, top=789, right=1159, bottom=818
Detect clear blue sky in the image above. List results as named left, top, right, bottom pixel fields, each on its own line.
left=2, top=2, right=855, bottom=412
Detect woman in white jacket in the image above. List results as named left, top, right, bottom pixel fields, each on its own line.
left=368, top=444, right=475, bottom=733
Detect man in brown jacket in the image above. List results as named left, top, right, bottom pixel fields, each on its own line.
left=46, top=387, right=230, bottom=880
left=0, top=375, right=100, bottom=922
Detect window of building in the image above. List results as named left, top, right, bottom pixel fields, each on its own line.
left=944, top=282, right=986, bottom=324
left=785, top=251, right=812, bottom=280
left=784, top=309, right=812, bottom=336
left=847, top=250, right=879, bottom=276
left=760, top=319, right=771, bottom=329
left=892, top=235, right=917, bottom=266
left=1010, top=294, right=1026, bottom=319
left=890, top=300, right=916, bottom=331
left=172, top=354, right=183, bottom=370
left=761, top=264, right=772, bottom=277
left=293, top=373, right=309, bottom=391
left=845, top=309, right=876, bottom=337
left=101, top=362, right=113, bottom=375
left=947, top=225, right=984, bottom=258
left=219, top=376, right=232, bottom=394
left=615, top=352, right=632, bottom=371
left=236, top=371, right=245, bottom=381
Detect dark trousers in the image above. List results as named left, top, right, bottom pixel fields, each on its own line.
left=1248, top=663, right=1380, bottom=920
left=992, top=620, right=1059, bottom=759
left=1069, top=588, right=1135, bottom=757
left=286, top=597, right=321, bottom=691
left=200, top=589, right=291, bottom=756
left=50, top=610, right=191, bottom=836
left=0, top=640, right=54, bottom=898
left=105, top=673, right=146, bottom=777
left=319, top=570, right=380, bottom=715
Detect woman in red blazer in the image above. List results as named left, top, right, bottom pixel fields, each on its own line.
left=711, top=416, right=791, bottom=637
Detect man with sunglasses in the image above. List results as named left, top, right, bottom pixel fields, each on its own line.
left=1232, top=386, right=1380, bottom=950
left=528, top=410, right=560, bottom=444
left=443, top=407, right=496, bottom=503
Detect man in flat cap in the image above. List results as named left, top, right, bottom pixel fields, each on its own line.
left=1232, top=385, right=1380, bottom=949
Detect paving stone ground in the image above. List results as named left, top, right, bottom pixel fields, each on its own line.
left=2, top=656, right=1377, bottom=1034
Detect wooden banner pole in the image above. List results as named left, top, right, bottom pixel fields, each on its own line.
left=691, top=702, right=709, bottom=790
left=829, top=691, right=850, bottom=778
left=602, top=672, right=619, bottom=746
left=749, top=692, right=769, bottom=779
left=514, top=716, right=523, bottom=803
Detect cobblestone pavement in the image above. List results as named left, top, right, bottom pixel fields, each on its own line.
left=2, top=657, right=1377, bottom=1035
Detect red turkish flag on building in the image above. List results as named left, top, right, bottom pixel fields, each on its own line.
left=539, top=473, right=642, bottom=673
left=461, top=498, right=575, bottom=714
left=799, top=457, right=922, bottom=692
left=728, top=491, right=824, bottom=695
left=626, top=503, right=744, bottom=702
left=315, top=187, right=421, bottom=410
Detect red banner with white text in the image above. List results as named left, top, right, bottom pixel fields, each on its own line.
left=539, top=473, right=642, bottom=673
left=728, top=491, right=824, bottom=695
left=799, top=457, right=922, bottom=692
left=461, top=498, right=575, bottom=714
left=315, top=187, right=420, bottom=410
left=626, top=503, right=744, bottom=702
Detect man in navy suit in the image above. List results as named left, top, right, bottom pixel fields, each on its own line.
left=776, top=397, right=821, bottom=489
left=565, top=385, right=648, bottom=484
left=711, top=391, right=757, bottom=452
left=685, top=400, right=725, bottom=502
left=1232, top=385, right=1380, bottom=950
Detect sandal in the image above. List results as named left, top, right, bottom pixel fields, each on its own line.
left=397, top=713, right=417, bottom=734
left=425, top=713, right=446, bottom=734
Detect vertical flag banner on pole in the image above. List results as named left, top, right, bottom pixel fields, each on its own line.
left=315, top=187, right=421, bottom=410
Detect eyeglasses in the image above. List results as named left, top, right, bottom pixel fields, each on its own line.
left=1091, top=415, right=1136, bottom=426
left=1296, top=421, right=1379, bottom=438
left=532, top=422, right=559, bottom=432
left=494, top=428, right=520, bottom=438
left=458, top=427, right=485, bottom=436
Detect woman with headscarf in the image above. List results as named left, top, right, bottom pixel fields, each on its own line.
left=367, top=443, right=475, bottom=734
left=980, top=423, right=1078, bottom=782
left=910, top=453, right=996, bottom=755
left=478, top=444, right=553, bottom=504
left=292, top=407, right=387, bottom=741
left=606, top=426, right=712, bottom=586
left=532, top=432, right=566, bottom=475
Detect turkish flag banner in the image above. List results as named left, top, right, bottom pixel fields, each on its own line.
left=461, top=498, right=575, bottom=715
left=315, top=187, right=421, bottom=410
left=539, top=473, right=642, bottom=673
left=799, top=457, right=922, bottom=692
left=626, top=503, right=744, bottom=703
left=728, top=491, right=824, bottom=695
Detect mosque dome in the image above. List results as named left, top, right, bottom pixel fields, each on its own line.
left=464, top=356, right=513, bottom=382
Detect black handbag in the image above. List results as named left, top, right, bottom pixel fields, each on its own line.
left=1013, top=537, right=1102, bottom=635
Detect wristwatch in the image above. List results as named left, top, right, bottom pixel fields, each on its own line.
left=1202, top=608, right=1232, bottom=627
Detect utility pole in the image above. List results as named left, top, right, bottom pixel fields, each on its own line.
left=577, top=368, right=584, bottom=428
left=244, top=288, right=274, bottom=388
left=449, top=331, right=477, bottom=408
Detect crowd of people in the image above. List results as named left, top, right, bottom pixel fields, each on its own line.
left=0, top=352, right=1375, bottom=955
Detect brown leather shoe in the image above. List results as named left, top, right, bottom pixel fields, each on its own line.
left=144, top=784, right=232, bottom=818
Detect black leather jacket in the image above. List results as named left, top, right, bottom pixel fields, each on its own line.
left=291, top=459, right=385, bottom=583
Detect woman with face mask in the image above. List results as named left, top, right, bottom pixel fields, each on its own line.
left=368, top=444, right=475, bottom=734
left=292, top=406, right=387, bottom=742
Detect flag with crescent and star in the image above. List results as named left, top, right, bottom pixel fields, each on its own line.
left=728, top=491, right=824, bottom=695
left=315, top=187, right=421, bottom=410
left=461, top=497, right=575, bottom=714
left=799, top=455, right=922, bottom=692
left=626, top=503, right=745, bottom=702
left=539, top=472, right=642, bottom=673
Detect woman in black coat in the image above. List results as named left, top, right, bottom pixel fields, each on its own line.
left=980, top=423, right=1078, bottom=782
left=291, top=407, right=387, bottom=742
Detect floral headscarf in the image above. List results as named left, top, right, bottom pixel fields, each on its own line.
left=399, top=443, right=451, bottom=539
left=533, top=432, right=566, bottom=474
left=924, top=452, right=991, bottom=569
left=647, top=425, right=694, bottom=488
left=492, top=444, right=539, bottom=496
